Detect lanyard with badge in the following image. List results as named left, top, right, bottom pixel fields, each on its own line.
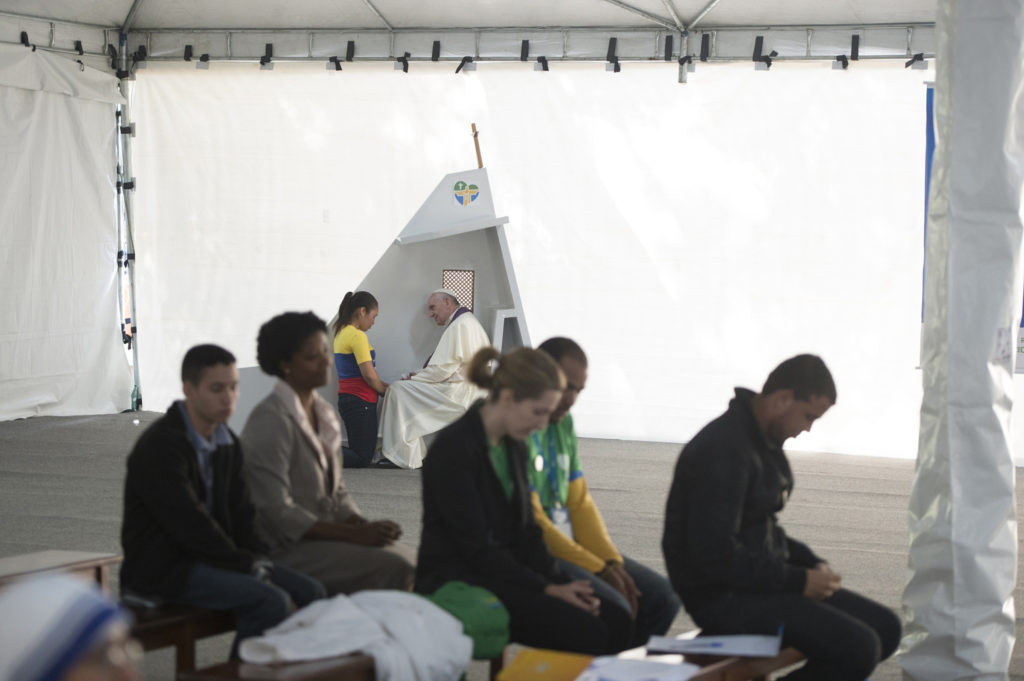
left=533, top=428, right=574, bottom=539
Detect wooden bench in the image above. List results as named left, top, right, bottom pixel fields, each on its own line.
left=178, top=643, right=801, bottom=681
left=177, top=653, right=375, bottom=681
left=128, top=603, right=235, bottom=676
left=493, top=643, right=803, bottom=681
left=0, top=550, right=120, bottom=592
left=180, top=650, right=503, bottom=681
left=686, top=647, right=806, bottom=681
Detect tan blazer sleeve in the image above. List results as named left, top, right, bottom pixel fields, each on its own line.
left=240, top=399, right=320, bottom=546
left=330, top=462, right=361, bottom=523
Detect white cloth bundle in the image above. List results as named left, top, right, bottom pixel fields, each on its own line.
left=240, top=590, right=473, bottom=681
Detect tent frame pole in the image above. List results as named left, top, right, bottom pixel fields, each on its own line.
left=116, top=35, right=142, bottom=410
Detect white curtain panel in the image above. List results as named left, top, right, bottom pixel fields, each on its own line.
left=0, top=44, right=131, bottom=419
left=902, top=0, right=1022, bottom=676
left=132, top=60, right=936, bottom=459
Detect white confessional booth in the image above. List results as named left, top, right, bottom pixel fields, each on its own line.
left=229, top=166, right=528, bottom=432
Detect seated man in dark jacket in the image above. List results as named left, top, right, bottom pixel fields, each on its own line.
left=120, top=344, right=325, bottom=656
left=662, top=354, right=900, bottom=681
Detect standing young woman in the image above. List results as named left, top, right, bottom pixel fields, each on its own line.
left=332, top=291, right=387, bottom=468
left=415, top=347, right=631, bottom=655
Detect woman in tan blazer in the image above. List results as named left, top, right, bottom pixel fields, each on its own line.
left=240, top=311, right=415, bottom=595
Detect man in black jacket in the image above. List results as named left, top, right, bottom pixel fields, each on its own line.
left=121, top=344, right=324, bottom=655
left=662, top=355, right=900, bottom=681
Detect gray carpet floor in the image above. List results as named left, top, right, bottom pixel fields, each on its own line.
left=1, top=411, right=1021, bottom=680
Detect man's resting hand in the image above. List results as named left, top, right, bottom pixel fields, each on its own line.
left=803, top=562, right=841, bottom=600
left=599, top=562, right=640, bottom=618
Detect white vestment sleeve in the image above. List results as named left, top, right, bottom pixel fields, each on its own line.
left=413, top=314, right=491, bottom=384
left=412, top=360, right=460, bottom=384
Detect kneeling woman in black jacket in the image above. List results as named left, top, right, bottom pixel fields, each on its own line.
left=415, top=346, right=631, bottom=655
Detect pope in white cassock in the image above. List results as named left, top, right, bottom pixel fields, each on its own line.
left=377, top=288, right=491, bottom=469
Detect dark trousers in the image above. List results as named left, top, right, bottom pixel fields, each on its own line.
left=691, top=588, right=901, bottom=681
left=175, top=563, right=326, bottom=657
left=337, top=393, right=377, bottom=468
left=467, top=576, right=632, bottom=656
left=557, top=556, right=681, bottom=649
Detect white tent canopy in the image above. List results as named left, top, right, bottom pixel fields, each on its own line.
left=1, top=0, right=938, bottom=31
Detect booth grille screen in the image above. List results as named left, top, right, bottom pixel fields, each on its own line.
left=442, top=270, right=475, bottom=312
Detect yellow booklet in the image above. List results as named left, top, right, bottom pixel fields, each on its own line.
left=497, top=648, right=594, bottom=681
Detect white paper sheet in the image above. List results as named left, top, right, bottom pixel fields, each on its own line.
left=646, top=633, right=782, bottom=658
left=575, top=656, right=699, bottom=681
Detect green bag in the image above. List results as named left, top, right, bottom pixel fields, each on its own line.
left=426, top=581, right=510, bottom=659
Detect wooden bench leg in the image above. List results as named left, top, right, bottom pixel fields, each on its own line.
left=488, top=654, right=504, bottom=681
left=174, top=620, right=198, bottom=674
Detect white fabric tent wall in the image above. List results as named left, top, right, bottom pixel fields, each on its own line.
left=131, top=60, right=932, bottom=459
left=0, top=44, right=131, bottom=419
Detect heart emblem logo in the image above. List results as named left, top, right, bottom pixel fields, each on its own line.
left=453, top=181, right=480, bottom=206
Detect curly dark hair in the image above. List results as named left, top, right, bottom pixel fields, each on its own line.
left=256, top=311, right=328, bottom=378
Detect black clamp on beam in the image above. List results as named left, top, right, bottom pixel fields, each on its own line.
left=699, top=34, right=710, bottom=62
left=20, top=31, right=32, bottom=48
left=851, top=35, right=860, bottom=61
left=184, top=45, right=193, bottom=61
left=834, top=54, right=849, bottom=69
left=752, top=36, right=777, bottom=69
left=260, top=43, right=273, bottom=67
left=74, top=40, right=84, bottom=55
left=455, top=56, right=473, bottom=73
left=328, top=56, right=342, bottom=71
left=905, top=52, right=924, bottom=68
left=606, top=37, right=620, bottom=72
left=520, top=40, right=530, bottom=62
left=431, top=41, right=441, bottom=62
left=396, top=52, right=411, bottom=73
left=346, top=41, right=355, bottom=61
left=536, top=56, right=549, bottom=71
left=664, top=34, right=673, bottom=62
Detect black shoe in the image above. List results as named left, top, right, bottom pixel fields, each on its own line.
left=373, top=459, right=401, bottom=469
